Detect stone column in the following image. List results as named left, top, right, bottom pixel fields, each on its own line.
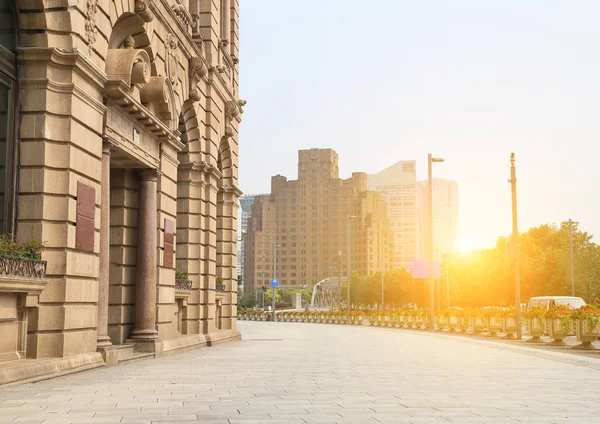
left=97, top=144, right=112, bottom=349
left=130, top=169, right=159, bottom=342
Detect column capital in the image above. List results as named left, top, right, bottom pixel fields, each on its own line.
left=139, top=168, right=161, bottom=182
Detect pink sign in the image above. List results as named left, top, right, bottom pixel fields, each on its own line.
left=411, top=260, right=441, bottom=278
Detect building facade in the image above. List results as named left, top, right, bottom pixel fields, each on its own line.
left=368, top=161, right=418, bottom=269
left=237, top=194, right=257, bottom=289
left=243, top=149, right=393, bottom=293
left=0, top=0, right=243, bottom=384
left=416, top=179, right=459, bottom=258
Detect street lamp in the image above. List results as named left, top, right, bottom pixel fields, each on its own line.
left=338, top=250, right=342, bottom=307
left=561, top=219, right=579, bottom=297
left=428, top=154, right=444, bottom=330
left=509, top=153, right=522, bottom=340
left=347, top=215, right=356, bottom=321
left=272, top=243, right=281, bottom=322
left=380, top=237, right=387, bottom=309
left=260, top=254, right=266, bottom=310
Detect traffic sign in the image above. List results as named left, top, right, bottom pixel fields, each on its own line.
left=271, top=279, right=279, bottom=288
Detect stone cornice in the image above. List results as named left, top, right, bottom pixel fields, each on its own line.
left=179, top=160, right=223, bottom=180
left=19, top=78, right=107, bottom=117
left=104, top=80, right=185, bottom=152
left=17, top=47, right=108, bottom=91
left=218, top=184, right=243, bottom=197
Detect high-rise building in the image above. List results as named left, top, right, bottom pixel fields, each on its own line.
left=416, top=179, right=459, bottom=258
left=237, top=195, right=258, bottom=288
left=244, top=149, right=393, bottom=292
left=368, top=161, right=418, bottom=268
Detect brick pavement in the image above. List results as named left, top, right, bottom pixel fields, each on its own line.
left=1, top=322, right=600, bottom=423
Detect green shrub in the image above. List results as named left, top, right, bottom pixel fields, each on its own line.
left=175, top=270, right=188, bottom=280
left=0, top=235, right=44, bottom=260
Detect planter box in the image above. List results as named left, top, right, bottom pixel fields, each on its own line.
left=574, top=319, right=600, bottom=349
left=487, top=317, right=502, bottom=336
left=503, top=316, right=517, bottom=338
left=548, top=319, right=570, bottom=346
left=525, top=317, right=544, bottom=343
left=448, top=316, right=458, bottom=331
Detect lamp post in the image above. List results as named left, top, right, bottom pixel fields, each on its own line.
left=428, top=154, right=444, bottom=329
left=561, top=219, right=578, bottom=297
left=338, top=250, right=342, bottom=308
left=273, top=243, right=280, bottom=322
left=380, top=249, right=387, bottom=309
left=347, top=215, right=356, bottom=321
left=261, top=270, right=265, bottom=310
left=445, top=255, right=450, bottom=308
left=509, top=153, right=522, bottom=340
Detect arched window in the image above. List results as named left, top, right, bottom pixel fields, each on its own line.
left=0, top=2, right=18, bottom=234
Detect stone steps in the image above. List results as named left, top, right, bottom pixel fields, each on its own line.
left=119, top=352, right=154, bottom=365
left=114, top=344, right=154, bottom=365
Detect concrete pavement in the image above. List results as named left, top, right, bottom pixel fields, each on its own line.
left=1, top=321, right=600, bottom=423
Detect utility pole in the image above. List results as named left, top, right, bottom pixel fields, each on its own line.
left=428, top=154, right=444, bottom=329
left=261, top=271, right=265, bottom=310
left=562, top=219, right=578, bottom=297
left=273, top=243, right=278, bottom=322
left=509, top=153, right=522, bottom=340
left=338, top=250, right=342, bottom=308
left=445, top=259, right=450, bottom=308
left=347, top=215, right=356, bottom=321
left=381, top=237, right=384, bottom=309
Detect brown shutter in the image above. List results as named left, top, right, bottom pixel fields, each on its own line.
left=76, top=181, right=95, bottom=252
left=164, top=219, right=174, bottom=268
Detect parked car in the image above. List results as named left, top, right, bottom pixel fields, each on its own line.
left=527, top=296, right=586, bottom=310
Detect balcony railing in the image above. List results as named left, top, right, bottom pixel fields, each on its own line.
left=175, top=279, right=192, bottom=291
left=0, top=256, right=47, bottom=279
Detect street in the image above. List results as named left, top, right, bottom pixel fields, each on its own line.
left=2, top=322, right=600, bottom=423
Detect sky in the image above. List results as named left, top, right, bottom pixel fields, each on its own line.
left=237, top=0, right=600, bottom=251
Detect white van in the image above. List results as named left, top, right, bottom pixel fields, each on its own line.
left=527, top=296, right=586, bottom=310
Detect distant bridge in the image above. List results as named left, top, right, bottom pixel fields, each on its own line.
left=310, top=277, right=345, bottom=309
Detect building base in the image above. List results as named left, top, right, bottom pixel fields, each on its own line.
left=0, top=353, right=105, bottom=387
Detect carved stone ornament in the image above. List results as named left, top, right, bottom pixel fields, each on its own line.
left=85, top=0, right=99, bottom=54
left=224, top=100, right=240, bottom=138
left=188, top=57, right=207, bottom=102
left=166, top=34, right=179, bottom=88
left=135, top=0, right=153, bottom=23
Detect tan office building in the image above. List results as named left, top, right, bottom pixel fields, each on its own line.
left=0, top=0, right=243, bottom=385
left=416, top=178, right=459, bottom=257
left=368, top=161, right=418, bottom=269
left=244, top=149, right=393, bottom=292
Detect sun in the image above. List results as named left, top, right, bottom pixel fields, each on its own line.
left=458, top=237, right=477, bottom=253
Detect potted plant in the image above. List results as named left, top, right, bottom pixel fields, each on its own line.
left=447, top=307, right=461, bottom=332
left=502, top=306, right=518, bottom=339
left=545, top=305, right=572, bottom=346
left=435, top=308, right=448, bottom=332
left=483, top=307, right=503, bottom=337
left=523, top=306, right=546, bottom=343
left=572, top=305, right=600, bottom=350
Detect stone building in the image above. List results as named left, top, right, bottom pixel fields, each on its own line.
left=0, top=0, right=243, bottom=385
left=243, top=149, right=393, bottom=292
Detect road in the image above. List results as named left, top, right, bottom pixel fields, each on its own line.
left=2, top=322, right=600, bottom=423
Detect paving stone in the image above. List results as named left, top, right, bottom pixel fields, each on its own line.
left=2, top=322, right=600, bottom=422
